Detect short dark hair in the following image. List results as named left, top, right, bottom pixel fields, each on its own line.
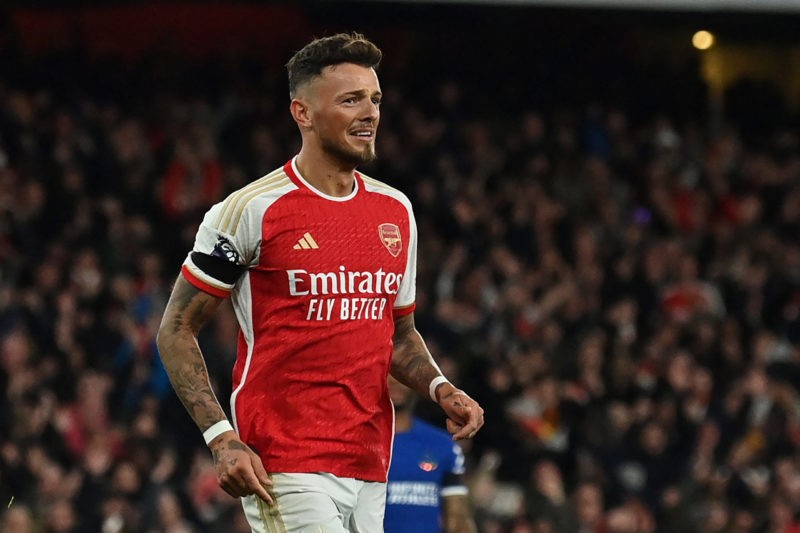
left=286, top=32, right=382, bottom=97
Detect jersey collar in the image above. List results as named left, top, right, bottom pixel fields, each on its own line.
left=285, top=156, right=361, bottom=202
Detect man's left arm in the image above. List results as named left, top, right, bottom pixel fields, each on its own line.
left=442, top=441, right=478, bottom=533
left=442, top=494, right=478, bottom=533
left=390, top=313, right=484, bottom=440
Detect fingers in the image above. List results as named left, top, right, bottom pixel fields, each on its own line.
left=446, top=418, right=465, bottom=437
left=252, top=454, right=272, bottom=488
left=218, top=470, right=248, bottom=498
left=213, top=441, right=274, bottom=504
left=218, top=464, right=273, bottom=504
left=448, top=418, right=477, bottom=440
left=218, top=479, right=239, bottom=499
left=250, top=454, right=274, bottom=505
left=245, top=469, right=274, bottom=504
left=445, top=395, right=485, bottom=440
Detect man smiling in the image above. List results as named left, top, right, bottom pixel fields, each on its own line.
left=156, top=33, right=484, bottom=532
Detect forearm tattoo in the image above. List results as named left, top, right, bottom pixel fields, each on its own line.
left=391, top=314, right=443, bottom=398
left=158, top=277, right=226, bottom=431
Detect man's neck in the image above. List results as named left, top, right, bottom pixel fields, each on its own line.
left=295, top=149, right=356, bottom=197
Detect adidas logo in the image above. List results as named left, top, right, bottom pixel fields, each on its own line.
left=293, top=232, right=319, bottom=250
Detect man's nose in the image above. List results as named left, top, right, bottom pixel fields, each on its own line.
left=362, top=101, right=379, bottom=121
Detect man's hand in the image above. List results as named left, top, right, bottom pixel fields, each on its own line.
left=436, top=384, right=484, bottom=440
left=208, top=431, right=273, bottom=504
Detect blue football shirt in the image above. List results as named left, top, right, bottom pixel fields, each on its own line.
left=384, top=418, right=467, bottom=533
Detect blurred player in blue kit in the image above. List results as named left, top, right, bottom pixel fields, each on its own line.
left=385, top=376, right=478, bottom=533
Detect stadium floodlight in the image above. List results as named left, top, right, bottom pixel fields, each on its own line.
left=692, top=30, right=715, bottom=50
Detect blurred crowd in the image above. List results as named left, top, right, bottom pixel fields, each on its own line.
left=2, top=27, right=800, bottom=533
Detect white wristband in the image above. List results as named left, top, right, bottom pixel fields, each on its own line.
left=203, top=420, right=234, bottom=445
left=429, top=376, right=451, bottom=402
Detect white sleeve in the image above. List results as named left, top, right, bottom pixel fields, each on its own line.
left=394, top=201, right=417, bottom=311
left=181, top=198, right=262, bottom=295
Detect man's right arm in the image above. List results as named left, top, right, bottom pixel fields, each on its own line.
left=156, top=275, right=272, bottom=502
left=157, top=275, right=227, bottom=429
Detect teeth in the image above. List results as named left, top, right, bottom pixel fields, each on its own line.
left=354, top=132, right=372, bottom=137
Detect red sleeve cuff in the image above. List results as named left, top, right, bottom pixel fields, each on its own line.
left=181, top=265, right=230, bottom=298
left=392, top=303, right=416, bottom=317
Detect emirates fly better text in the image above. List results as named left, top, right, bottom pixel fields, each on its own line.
left=287, top=266, right=402, bottom=321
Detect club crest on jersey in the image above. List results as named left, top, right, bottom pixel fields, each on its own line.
left=418, top=455, right=438, bottom=472
left=212, top=235, right=240, bottom=264
left=378, top=223, right=402, bottom=257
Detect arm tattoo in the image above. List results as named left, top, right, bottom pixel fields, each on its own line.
left=390, top=314, right=444, bottom=399
left=229, top=441, right=249, bottom=452
left=157, top=276, right=227, bottom=431
left=211, top=440, right=249, bottom=466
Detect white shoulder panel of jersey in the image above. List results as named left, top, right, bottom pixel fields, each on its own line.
left=194, top=169, right=298, bottom=267
left=360, top=173, right=413, bottom=212
left=212, top=167, right=295, bottom=236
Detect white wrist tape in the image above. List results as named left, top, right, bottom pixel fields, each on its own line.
left=203, top=420, right=234, bottom=445
left=429, top=376, right=451, bottom=402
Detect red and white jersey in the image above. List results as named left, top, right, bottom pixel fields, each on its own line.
left=181, top=158, right=417, bottom=482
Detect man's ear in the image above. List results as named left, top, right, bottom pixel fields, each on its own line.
left=290, top=99, right=312, bottom=129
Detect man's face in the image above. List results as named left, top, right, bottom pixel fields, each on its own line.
left=302, top=63, right=381, bottom=166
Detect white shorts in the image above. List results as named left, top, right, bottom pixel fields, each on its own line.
left=241, top=472, right=387, bottom=533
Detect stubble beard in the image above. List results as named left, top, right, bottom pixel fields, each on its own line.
left=321, top=136, right=377, bottom=167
